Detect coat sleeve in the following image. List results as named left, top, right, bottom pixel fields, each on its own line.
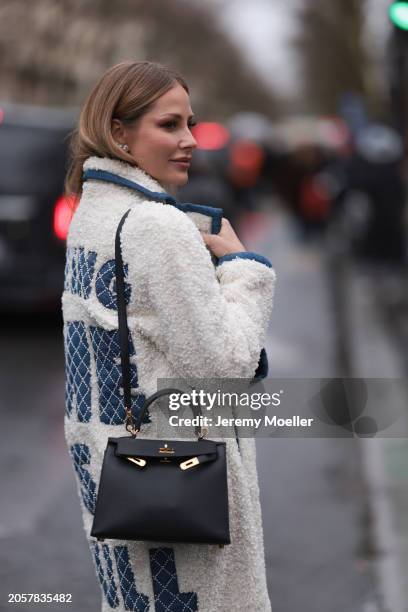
left=122, top=205, right=277, bottom=379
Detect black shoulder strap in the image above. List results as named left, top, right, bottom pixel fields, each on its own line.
left=115, top=210, right=133, bottom=418
left=114, top=209, right=205, bottom=438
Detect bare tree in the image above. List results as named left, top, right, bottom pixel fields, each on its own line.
left=294, top=0, right=368, bottom=115
left=0, top=0, right=279, bottom=118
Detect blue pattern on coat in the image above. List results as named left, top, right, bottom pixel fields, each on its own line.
left=69, top=443, right=97, bottom=514
left=64, top=321, right=92, bottom=421
left=149, top=547, right=198, bottom=611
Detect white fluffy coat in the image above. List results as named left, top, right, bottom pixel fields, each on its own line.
left=62, top=156, right=276, bottom=611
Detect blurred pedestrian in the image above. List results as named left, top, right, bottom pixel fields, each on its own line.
left=329, top=124, right=407, bottom=265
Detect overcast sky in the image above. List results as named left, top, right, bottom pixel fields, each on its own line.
left=215, top=0, right=392, bottom=97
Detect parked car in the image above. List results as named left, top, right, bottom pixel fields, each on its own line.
left=0, top=103, right=77, bottom=313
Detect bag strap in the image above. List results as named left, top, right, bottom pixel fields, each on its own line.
left=114, top=209, right=206, bottom=440
left=115, top=209, right=133, bottom=428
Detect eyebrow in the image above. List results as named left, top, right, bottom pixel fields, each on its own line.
left=158, top=113, right=195, bottom=120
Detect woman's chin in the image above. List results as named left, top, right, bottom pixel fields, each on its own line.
left=169, top=172, right=189, bottom=187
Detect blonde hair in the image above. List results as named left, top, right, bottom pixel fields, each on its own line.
left=65, top=60, right=189, bottom=201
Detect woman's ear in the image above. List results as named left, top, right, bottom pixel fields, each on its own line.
left=111, top=118, right=126, bottom=144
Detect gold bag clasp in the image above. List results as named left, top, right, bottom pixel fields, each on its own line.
left=159, top=444, right=175, bottom=454
left=180, top=457, right=199, bottom=471
left=126, top=456, right=146, bottom=468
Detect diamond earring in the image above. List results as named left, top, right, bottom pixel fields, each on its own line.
left=116, top=142, right=130, bottom=152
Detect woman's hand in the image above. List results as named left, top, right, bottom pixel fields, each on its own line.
left=200, top=218, right=246, bottom=259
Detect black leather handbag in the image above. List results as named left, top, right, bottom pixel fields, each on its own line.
left=90, top=209, right=230, bottom=546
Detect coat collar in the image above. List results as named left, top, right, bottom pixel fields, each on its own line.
left=83, top=156, right=223, bottom=234
left=83, top=156, right=167, bottom=194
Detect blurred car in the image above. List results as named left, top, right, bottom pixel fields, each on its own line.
left=0, top=103, right=76, bottom=313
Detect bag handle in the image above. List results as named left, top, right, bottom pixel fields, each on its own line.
left=114, top=209, right=207, bottom=440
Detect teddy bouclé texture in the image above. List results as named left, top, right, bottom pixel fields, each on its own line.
left=62, top=155, right=276, bottom=611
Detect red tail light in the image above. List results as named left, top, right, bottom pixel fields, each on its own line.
left=191, top=122, right=230, bottom=150
left=53, top=195, right=77, bottom=241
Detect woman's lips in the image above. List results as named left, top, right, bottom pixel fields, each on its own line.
left=170, top=160, right=191, bottom=168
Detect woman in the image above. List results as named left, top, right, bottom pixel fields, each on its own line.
left=62, top=60, right=276, bottom=612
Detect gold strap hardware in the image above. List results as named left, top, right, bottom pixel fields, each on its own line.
left=180, top=456, right=199, bottom=471
left=125, top=407, right=140, bottom=438
left=126, top=456, right=146, bottom=468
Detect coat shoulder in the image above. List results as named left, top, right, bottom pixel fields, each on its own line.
left=125, top=201, right=201, bottom=240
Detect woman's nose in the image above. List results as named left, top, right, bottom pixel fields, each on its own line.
left=182, top=127, right=197, bottom=149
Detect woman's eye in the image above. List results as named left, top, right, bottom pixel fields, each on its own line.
left=162, top=120, right=197, bottom=130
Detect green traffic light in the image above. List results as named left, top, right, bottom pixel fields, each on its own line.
left=390, top=1, right=408, bottom=30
